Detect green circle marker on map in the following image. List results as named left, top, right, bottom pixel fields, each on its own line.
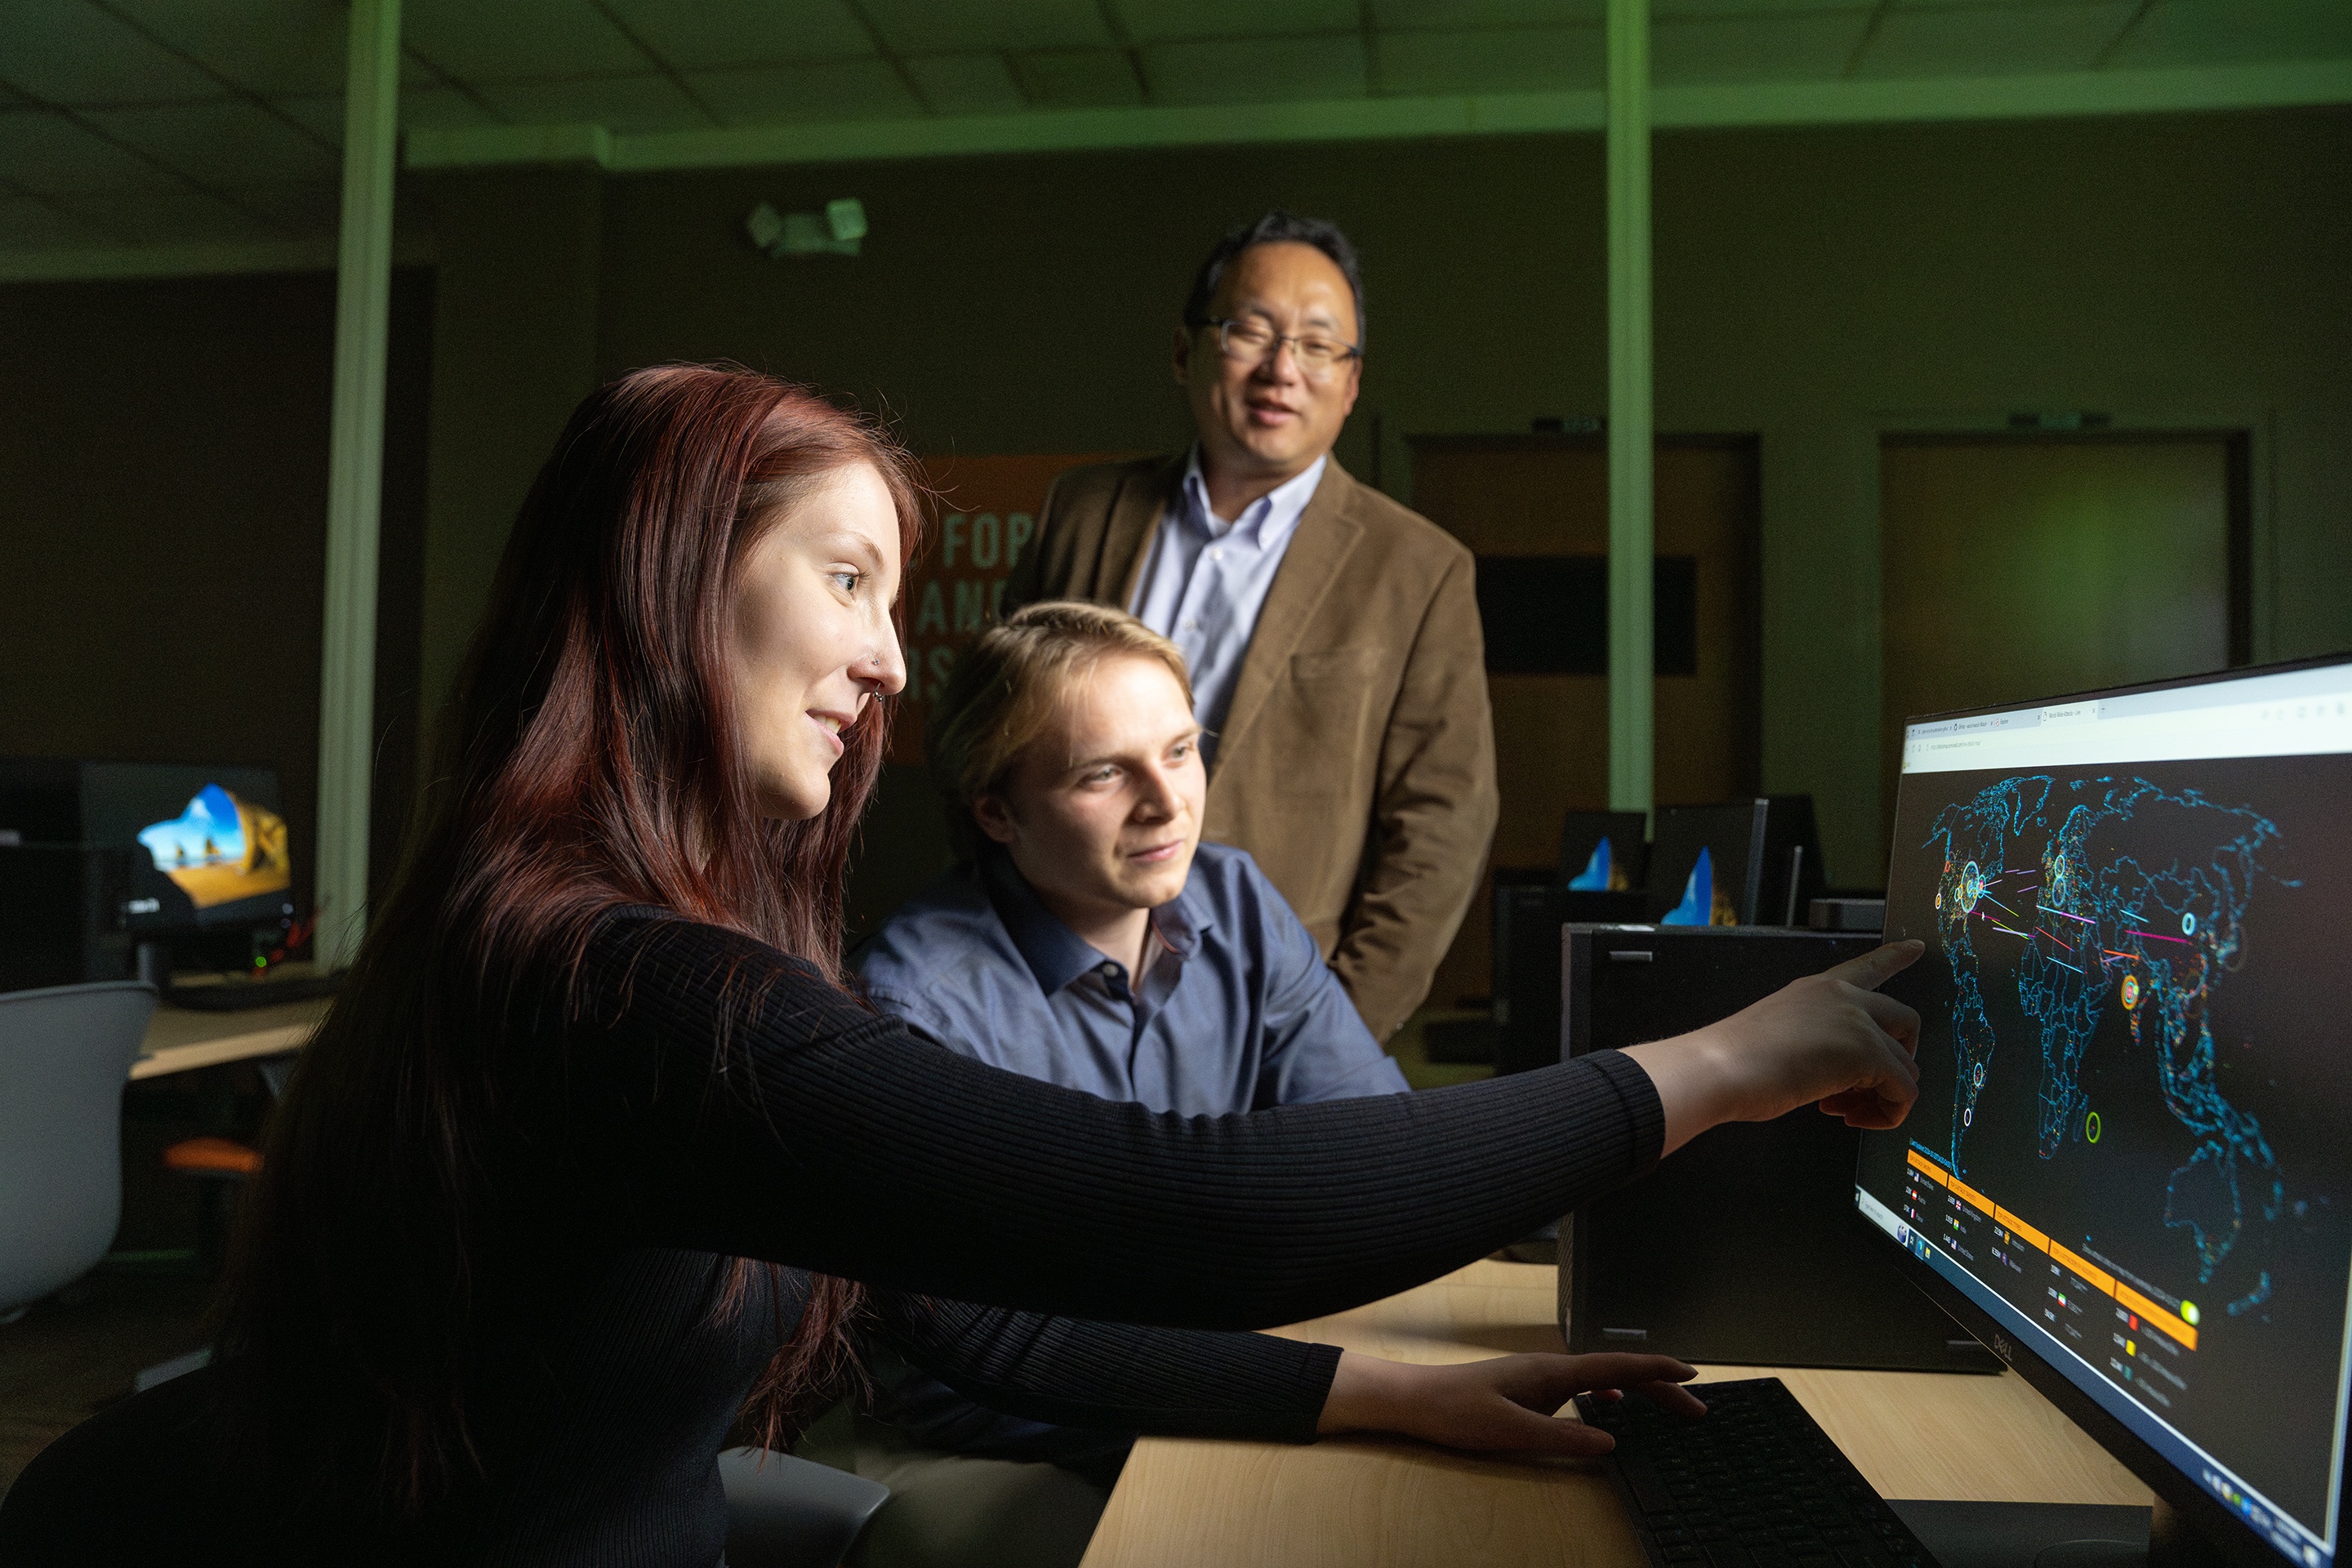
left=2086, top=1111, right=2102, bottom=1143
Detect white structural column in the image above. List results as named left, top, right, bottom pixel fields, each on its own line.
left=314, top=0, right=402, bottom=969
left=1606, top=0, right=1655, bottom=817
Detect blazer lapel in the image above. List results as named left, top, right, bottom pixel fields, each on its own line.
left=1214, top=461, right=1365, bottom=760
left=1096, top=456, right=1184, bottom=606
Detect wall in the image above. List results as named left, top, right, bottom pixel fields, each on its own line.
left=0, top=267, right=435, bottom=924
left=417, top=105, right=2350, bottom=896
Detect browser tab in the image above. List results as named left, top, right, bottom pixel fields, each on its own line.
left=2038, top=702, right=2100, bottom=726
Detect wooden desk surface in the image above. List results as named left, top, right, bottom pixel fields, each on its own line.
left=131, top=994, right=331, bottom=1080
left=1080, top=1260, right=2149, bottom=1568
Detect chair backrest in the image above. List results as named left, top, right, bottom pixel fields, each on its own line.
left=0, top=980, right=154, bottom=1316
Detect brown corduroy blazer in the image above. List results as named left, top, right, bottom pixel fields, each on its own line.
left=1004, top=454, right=1498, bottom=1040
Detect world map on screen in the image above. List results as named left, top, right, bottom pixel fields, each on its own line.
left=1926, top=775, right=2288, bottom=1307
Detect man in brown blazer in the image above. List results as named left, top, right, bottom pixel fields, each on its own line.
left=1005, top=211, right=1495, bottom=1040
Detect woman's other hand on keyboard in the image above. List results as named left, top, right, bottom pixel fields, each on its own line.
left=1316, top=1350, right=1705, bottom=1456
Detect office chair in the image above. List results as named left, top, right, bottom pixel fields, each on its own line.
left=720, top=1446, right=892, bottom=1567
left=0, top=980, right=155, bottom=1321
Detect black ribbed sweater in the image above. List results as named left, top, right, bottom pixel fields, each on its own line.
left=0, top=913, right=1664, bottom=1566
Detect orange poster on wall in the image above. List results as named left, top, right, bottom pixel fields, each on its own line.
left=893, top=452, right=1147, bottom=764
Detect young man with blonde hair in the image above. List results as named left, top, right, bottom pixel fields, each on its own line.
left=828, top=601, right=1409, bottom=1566
left=864, top=597, right=1408, bottom=1110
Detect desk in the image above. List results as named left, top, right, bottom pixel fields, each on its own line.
left=1080, top=1260, right=2149, bottom=1568
left=131, top=995, right=331, bottom=1080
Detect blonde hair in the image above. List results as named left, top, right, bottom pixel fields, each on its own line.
left=927, top=600, right=1193, bottom=859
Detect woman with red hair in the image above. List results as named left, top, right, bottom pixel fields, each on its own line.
left=0, top=367, right=1921, bottom=1564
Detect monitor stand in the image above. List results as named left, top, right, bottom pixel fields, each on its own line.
left=1894, top=1499, right=2227, bottom=1568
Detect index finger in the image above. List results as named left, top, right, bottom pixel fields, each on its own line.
left=1822, top=939, right=1925, bottom=992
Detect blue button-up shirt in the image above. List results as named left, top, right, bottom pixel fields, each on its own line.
left=856, top=842, right=1405, bottom=1461
left=858, top=840, right=1406, bottom=1116
left=1126, top=450, right=1325, bottom=757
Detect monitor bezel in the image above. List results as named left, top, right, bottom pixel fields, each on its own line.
left=1865, top=648, right=2352, bottom=1568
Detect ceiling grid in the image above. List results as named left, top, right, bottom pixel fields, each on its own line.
left=0, top=0, right=2344, bottom=265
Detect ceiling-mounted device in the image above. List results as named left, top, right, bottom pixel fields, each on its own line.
left=746, top=198, right=866, bottom=259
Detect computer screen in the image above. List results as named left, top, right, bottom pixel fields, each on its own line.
left=1650, top=803, right=1765, bottom=925
left=1855, top=657, right=2352, bottom=1568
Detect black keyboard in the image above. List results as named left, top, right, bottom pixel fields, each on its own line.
left=1575, top=1378, right=1940, bottom=1568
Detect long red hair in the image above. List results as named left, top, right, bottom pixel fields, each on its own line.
left=220, top=365, right=921, bottom=1511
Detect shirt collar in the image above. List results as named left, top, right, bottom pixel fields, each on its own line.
left=1178, top=447, right=1327, bottom=547
left=978, top=844, right=1214, bottom=994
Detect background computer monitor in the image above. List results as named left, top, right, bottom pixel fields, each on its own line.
left=1557, top=808, right=1650, bottom=893
left=1647, top=797, right=1824, bottom=926
left=1854, top=655, right=2352, bottom=1568
left=0, top=760, right=296, bottom=985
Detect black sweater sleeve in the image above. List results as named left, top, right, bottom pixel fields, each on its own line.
left=866, top=1291, right=1342, bottom=1442
left=568, top=914, right=1661, bottom=1331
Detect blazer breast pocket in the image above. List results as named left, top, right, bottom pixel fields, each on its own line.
left=1280, top=648, right=1387, bottom=765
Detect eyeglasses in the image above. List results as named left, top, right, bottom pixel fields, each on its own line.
left=1200, top=317, right=1361, bottom=379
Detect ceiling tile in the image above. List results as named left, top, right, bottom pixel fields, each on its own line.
left=598, top=0, right=873, bottom=70
left=225, top=177, right=343, bottom=234
left=270, top=83, right=506, bottom=143
left=687, top=60, right=923, bottom=123
left=473, top=72, right=715, bottom=131
left=1110, top=0, right=1361, bottom=44
left=399, top=83, right=509, bottom=128
left=1374, top=24, right=1602, bottom=92
left=0, top=107, right=187, bottom=194
left=2105, top=0, right=2352, bottom=67
left=901, top=52, right=1030, bottom=114
left=81, top=99, right=340, bottom=184
left=2, top=0, right=227, bottom=105
left=1373, top=0, right=1601, bottom=28
left=0, top=194, right=113, bottom=250
left=859, top=0, right=1112, bottom=56
left=47, top=182, right=282, bottom=243
left=105, top=0, right=350, bottom=97
left=1654, top=11, right=1873, bottom=82
left=1856, top=2, right=2140, bottom=76
left=1008, top=47, right=1143, bottom=106
left=1143, top=33, right=1368, bottom=104
left=401, top=0, right=648, bottom=82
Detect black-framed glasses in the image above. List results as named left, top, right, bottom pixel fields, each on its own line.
left=1199, top=317, right=1361, bottom=378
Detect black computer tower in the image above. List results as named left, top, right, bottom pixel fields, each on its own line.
left=1491, top=877, right=1644, bottom=1076
left=1557, top=924, right=1998, bottom=1374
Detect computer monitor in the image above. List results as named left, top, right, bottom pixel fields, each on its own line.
left=1854, top=655, right=2352, bottom=1568
left=0, top=760, right=296, bottom=986
left=1558, top=808, right=1650, bottom=893
left=1648, top=797, right=1824, bottom=926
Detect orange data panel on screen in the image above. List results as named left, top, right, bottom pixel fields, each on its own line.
left=893, top=452, right=1145, bottom=764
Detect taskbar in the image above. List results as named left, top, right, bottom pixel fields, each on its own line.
left=1855, top=1185, right=2332, bottom=1568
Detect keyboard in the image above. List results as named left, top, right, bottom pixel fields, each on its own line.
left=1575, top=1378, right=1940, bottom=1568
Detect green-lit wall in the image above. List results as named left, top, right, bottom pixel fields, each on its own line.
left=418, top=105, right=2352, bottom=886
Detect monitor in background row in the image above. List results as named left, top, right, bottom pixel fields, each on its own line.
left=1856, top=654, right=2352, bottom=1568
left=1646, top=796, right=1824, bottom=928
left=0, top=759, right=296, bottom=992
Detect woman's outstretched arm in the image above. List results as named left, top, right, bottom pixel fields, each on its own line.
left=574, top=916, right=1916, bottom=1334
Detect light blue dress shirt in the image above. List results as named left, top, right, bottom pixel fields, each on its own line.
left=1126, top=450, right=1326, bottom=756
